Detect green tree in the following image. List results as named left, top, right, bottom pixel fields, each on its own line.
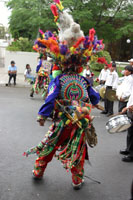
left=0, top=25, right=6, bottom=39
left=7, top=0, right=56, bottom=40
left=7, top=0, right=133, bottom=42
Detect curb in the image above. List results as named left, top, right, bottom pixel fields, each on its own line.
left=0, top=83, right=31, bottom=88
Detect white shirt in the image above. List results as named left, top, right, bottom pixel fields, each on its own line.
left=105, top=70, right=118, bottom=89
left=83, top=69, right=91, bottom=77
left=127, top=87, right=133, bottom=107
left=98, top=69, right=108, bottom=81
left=24, top=68, right=31, bottom=76
left=116, top=74, right=133, bottom=100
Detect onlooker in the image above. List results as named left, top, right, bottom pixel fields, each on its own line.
left=24, top=64, right=35, bottom=83
left=130, top=181, right=133, bottom=200
left=116, top=65, right=133, bottom=112
left=83, top=64, right=94, bottom=86
left=97, top=64, right=109, bottom=85
left=8, top=61, right=17, bottom=86
left=120, top=86, right=133, bottom=162
left=128, top=58, right=133, bottom=67
left=101, top=62, right=119, bottom=116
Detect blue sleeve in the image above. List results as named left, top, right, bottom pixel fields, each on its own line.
left=38, top=76, right=61, bottom=117
left=87, top=86, right=100, bottom=105
left=84, top=77, right=100, bottom=105
left=36, top=60, right=42, bottom=73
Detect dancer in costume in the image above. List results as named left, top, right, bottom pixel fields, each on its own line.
left=24, top=0, right=105, bottom=189
left=30, top=53, right=50, bottom=99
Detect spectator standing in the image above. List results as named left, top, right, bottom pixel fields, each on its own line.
left=83, top=64, right=94, bottom=86
left=116, top=65, right=133, bottom=112
left=98, top=64, right=109, bottom=85
left=8, top=61, right=17, bottom=86
left=128, top=58, right=133, bottom=67
left=119, top=86, right=133, bottom=162
left=101, top=62, right=119, bottom=116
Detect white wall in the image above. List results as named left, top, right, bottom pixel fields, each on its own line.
left=5, top=50, right=39, bottom=74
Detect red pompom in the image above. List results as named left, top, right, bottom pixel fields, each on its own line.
left=52, top=64, right=60, bottom=71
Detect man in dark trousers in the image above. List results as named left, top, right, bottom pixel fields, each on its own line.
left=120, top=85, right=133, bottom=162
left=101, top=62, right=118, bottom=116
left=8, top=61, right=17, bottom=85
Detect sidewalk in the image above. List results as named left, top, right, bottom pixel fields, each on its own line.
left=0, top=67, right=31, bottom=87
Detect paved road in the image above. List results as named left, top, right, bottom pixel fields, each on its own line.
left=0, top=86, right=132, bottom=200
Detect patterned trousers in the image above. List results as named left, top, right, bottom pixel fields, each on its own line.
left=33, top=126, right=86, bottom=185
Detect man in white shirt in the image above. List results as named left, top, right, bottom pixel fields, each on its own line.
left=128, top=58, right=133, bottom=67
left=120, top=86, right=133, bottom=162
left=98, top=64, right=109, bottom=85
left=116, top=65, right=133, bottom=112
left=83, top=64, right=93, bottom=86
left=101, top=62, right=119, bottom=116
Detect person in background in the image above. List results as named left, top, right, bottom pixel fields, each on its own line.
left=8, top=60, right=17, bottom=86
left=120, top=86, right=133, bottom=162
left=30, top=54, right=49, bottom=98
left=101, top=62, right=119, bottom=116
left=97, top=64, right=109, bottom=85
left=116, top=65, right=133, bottom=112
left=83, top=64, right=94, bottom=86
left=24, top=64, right=35, bottom=83
left=130, top=181, right=133, bottom=200
left=128, top=58, right=133, bottom=67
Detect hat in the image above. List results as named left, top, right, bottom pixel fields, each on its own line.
left=125, top=65, right=133, bottom=73
left=128, top=58, right=133, bottom=62
left=11, top=60, right=15, bottom=64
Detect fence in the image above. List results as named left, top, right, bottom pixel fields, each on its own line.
left=5, top=50, right=38, bottom=74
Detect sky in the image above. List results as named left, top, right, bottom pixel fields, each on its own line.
left=0, top=1, right=11, bottom=27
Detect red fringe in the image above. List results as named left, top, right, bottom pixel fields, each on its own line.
left=73, top=37, right=85, bottom=48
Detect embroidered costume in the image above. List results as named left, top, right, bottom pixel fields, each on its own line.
left=24, top=74, right=100, bottom=186
left=24, top=0, right=105, bottom=189
left=30, top=58, right=50, bottom=99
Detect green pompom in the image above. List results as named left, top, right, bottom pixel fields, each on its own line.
left=52, top=70, right=62, bottom=78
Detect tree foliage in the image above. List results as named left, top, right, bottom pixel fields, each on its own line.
left=90, top=50, right=112, bottom=71
left=6, top=37, right=33, bottom=51
left=7, top=0, right=133, bottom=43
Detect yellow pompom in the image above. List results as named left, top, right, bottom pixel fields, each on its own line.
left=65, top=119, right=71, bottom=125
left=85, top=118, right=89, bottom=123
left=70, top=47, right=76, bottom=53
left=59, top=112, right=62, bottom=117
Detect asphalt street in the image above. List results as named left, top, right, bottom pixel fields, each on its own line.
left=0, top=86, right=133, bottom=200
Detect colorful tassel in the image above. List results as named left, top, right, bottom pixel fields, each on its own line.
left=50, top=4, right=58, bottom=16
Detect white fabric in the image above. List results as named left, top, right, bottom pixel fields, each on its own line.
left=116, top=75, right=133, bottom=100
left=83, top=69, right=91, bottom=77
left=24, top=69, right=27, bottom=76
left=127, top=87, right=133, bottom=107
left=105, top=70, right=119, bottom=89
left=98, top=69, right=109, bottom=81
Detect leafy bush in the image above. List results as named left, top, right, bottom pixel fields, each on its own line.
left=90, top=50, right=112, bottom=71
left=6, top=37, right=33, bottom=52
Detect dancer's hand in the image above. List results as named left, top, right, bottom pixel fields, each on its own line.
left=39, top=119, right=45, bottom=126
left=121, top=107, right=127, bottom=114
left=129, top=105, right=133, bottom=113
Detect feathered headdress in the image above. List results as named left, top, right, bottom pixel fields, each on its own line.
left=33, top=0, right=105, bottom=74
